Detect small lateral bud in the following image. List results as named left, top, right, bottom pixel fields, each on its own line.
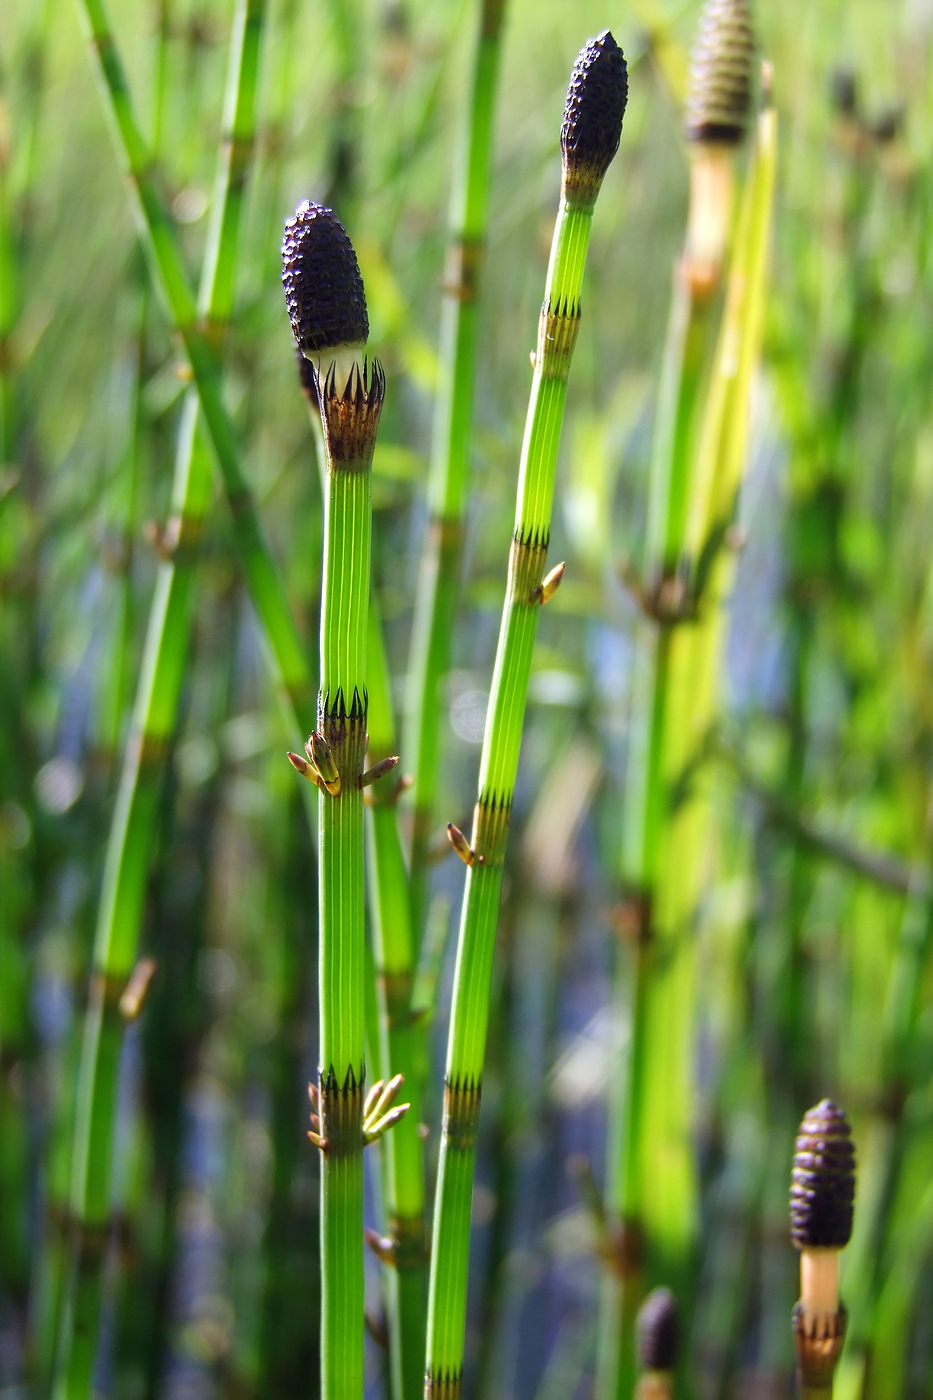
left=536, top=560, right=565, bottom=604
left=308, top=731, right=342, bottom=796
left=287, top=750, right=319, bottom=785
left=119, top=956, right=158, bottom=1021
left=365, top=1229, right=397, bottom=1265
left=684, top=0, right=755, bottom=147
left=282, top=201, right=369, bottom=358
left=361, top=755, right=400, bottom=788
left=790, top=1100, right=856, bottom=1251
left=447, top=823, right=476, bottom=866
left=637, top=1287, right=679, bottom=1373
left=561, top=31, right=628, bottom=206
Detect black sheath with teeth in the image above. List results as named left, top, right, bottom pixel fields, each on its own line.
left=684, top=0, right=755, bottom=146
left=282, top=200, right=369, bottom=356
left=637, top=1286, right=679, bottom=1372
left=790, top=1099, right=856, bottom=1250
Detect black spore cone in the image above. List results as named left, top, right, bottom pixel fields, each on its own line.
left=561, top=31, right=628, bottom=198
left=637, top=1287, right=679, bottom=1372
left=282, top=201, right=369, bottom=356
left=684, top=0, right=755, bottom=146
left=790, top=1099, right=856, bottom=1250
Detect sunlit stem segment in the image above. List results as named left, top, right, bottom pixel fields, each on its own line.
left=314, top=360, right=384, bottom=1400
left=405, top=0, right=507, bottom=947
left=425, top=179, right=607, bottom=1400
left=598, top=83, right=775, bottom=1400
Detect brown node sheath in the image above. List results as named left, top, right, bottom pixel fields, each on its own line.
left=441, top=236, right=483, bottom=303
left=318, top=1063, right=366, bottom=1156
left=471, top=790, right=512, bottom=867
left=508, top=526, right=550, bottom=605
left=391, top=1210, right=427, bottom=1270
left=536, top=298, right=581, bottom=381
left=376, top=969, right=413, bottom=1031
left=318, top=686, right=368, bottom=782
left=318, top=357, right=386, bottom=467
left=793, top=1302, right=847, bottom=1384
left=425, top=1368, right=463, bottom=1400
left=442, top=1076, right=482, bottom=1152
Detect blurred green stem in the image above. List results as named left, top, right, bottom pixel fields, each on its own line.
left=366, top=603, right=426, bottom=1400
left=599, top=88, right=776, bottom=1400
left=404, top=0, right=506, bottom=944
left=53, top=4, right=270, bottom=1396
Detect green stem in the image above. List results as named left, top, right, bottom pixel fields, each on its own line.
left=425, top=182, right=602, bottom=1399
left=366, top=603, right=426, bottom=1400
left=312, top=420, right=369, bottom=1400
left=599, top=87, right=776, bottom=1400
left=404, top=0, right=506, bottom=945
left=53, top=5, right=270, bottom=1396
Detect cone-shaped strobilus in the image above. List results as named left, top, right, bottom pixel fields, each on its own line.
left=283, top=201, right=393, bottom=1400
left=425, top=33, right=628, bottom=1400
left=791, top=1100, right=856, bottom=1399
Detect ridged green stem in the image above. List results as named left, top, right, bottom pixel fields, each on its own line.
left=404, top=0, right=506, bottom=945
left=53, top=5, right=271, bottom=1397
left=367, top=604, right=426, bottom=1400
left=598, top=91, right=775, bottom=1400
left=425, top=190, right=597, bottom=1400
left=315, top=389, right=377, bottom=1400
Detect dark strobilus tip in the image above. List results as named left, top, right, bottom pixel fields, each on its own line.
left=637, top=1287, right=679, bottom=1372
left=790, top=1099, right=856, bottom=1251
left=282, top=201, right=369, bottom=357
left=684, top=0, right=756, bottom=146
left=829, top=68, right=859, bottom=121
left=561, top=30, right=628, bottom=204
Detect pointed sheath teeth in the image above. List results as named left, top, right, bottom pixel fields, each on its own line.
left=790, top=1099, right=856, bottom=1250
left=684, top=0, right=755, bottom=147
left=282, top=201, right=369, bottom=357
left=561, top=30, right=628, bottom=206
left=318, top=357, right=387, bottom=466
left=637, top=1287, right=679, bottom=1373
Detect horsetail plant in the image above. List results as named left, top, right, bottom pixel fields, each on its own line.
left=52, top=6, right=267, bottom=1395
left=790, top=1101, right=856, bottom=1399
left=404, top=0, right=507, bottom=942
left=599, top=11, right=759, bottom=1400
left=425, top=34, right=627, bottom=1400
left=282, top=201, right=401, bottom=1400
